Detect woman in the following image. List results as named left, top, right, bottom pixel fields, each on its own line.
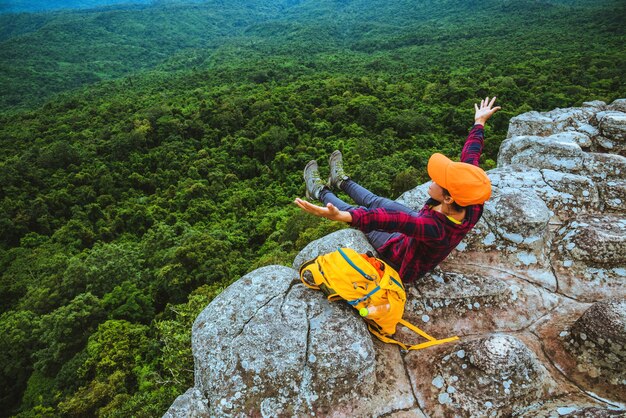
left=294, top=96, right=500, bottom=284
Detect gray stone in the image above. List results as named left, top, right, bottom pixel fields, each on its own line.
left=507, top=111, right=554, bottom=138
left=190, top=265, right=415, bottom=417
left=498, top=134, right=585, bottom=173
left=405, top=269, right=559, bottom=334
left=566, top=299, right=626, bottom=386
left=582, top=100, right=607, bottom=109
left=482, top=187, right=550, bottom=249
left=598, top=180, right=626, bottom=212
left=432, top=334, right=557, bottom=417
left=596, top=111, right=626, bottom=142
left=292, top=228, right=377, bottom=271
left=162, top=388, right=209, bottom=418
left=488, top=166, right=546, bottom=189
left=540, top=169, right=600, bottom=217
left=597, top=135, right=618, bottom=151
left=487, top=167, right=600, bottom=221
left=574, top=123, right=601, bottom=142
left=396, top=182, right=430, bottom=211
left=547, top=107, right=596, bottom=133
left=609, top=98, right=626, bottom=113
left=551, top=214, right=626, bottom=301
left=414, top=271, right=510, bottom=312
left=551, top=131, right=594, bottom=149
left=582, top=153, right=626, bottom=181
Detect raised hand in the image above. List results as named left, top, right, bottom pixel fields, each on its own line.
left=474, top=96, right=501, bottom=126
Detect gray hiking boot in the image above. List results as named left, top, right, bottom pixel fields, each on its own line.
left=303, top=160, right=327, bottom=200
left=328, top=150, right=349, bottom=189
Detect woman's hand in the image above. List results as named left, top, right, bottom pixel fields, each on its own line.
left=294, top=198, right=353, bottom=223
left=474, top=96, right=501, bottom=126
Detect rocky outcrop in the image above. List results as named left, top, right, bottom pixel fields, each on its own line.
left=506, top=99, right=626, bottom=155
left=187, top=265, right=415, bottom=417
left=165, top=99, right=626, bottom=417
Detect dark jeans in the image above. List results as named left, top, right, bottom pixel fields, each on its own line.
left=318, top=179, right=418, bottom=250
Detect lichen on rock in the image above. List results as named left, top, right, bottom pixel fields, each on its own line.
left=565, top=299, right=626, bottom=385
left=551, top=214, right=626, bottom=301
left=428, top=334, right=557, bottom=417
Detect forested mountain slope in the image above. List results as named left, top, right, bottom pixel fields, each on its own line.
left=1, top=0, right=624, bottom=110
left=1, top=0, right=153, bottom=13
left=0, top=0, right=624, bottom=416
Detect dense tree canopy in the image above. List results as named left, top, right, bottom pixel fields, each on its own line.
left=0, top=0, right=624, bottom=416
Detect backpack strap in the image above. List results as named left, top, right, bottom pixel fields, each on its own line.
left=347, top=285, right=380, bottom=306
left=367, top=320, right=459, bottom=351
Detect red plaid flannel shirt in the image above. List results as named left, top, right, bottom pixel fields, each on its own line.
left=349, top=124, right=486, bottom=283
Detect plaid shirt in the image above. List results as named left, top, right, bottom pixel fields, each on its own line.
left=349, top=124, right=486, bottom=283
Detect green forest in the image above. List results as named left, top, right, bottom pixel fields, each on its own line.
left=0, top=0, right=624, bottom=416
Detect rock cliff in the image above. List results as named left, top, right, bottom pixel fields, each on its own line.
left=165, top=100, right=626, bottom=417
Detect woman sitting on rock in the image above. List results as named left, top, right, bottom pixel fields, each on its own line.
left=294, top=97, right=500, bottom=284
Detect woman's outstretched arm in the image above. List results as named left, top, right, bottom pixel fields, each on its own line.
left=294, top=198, right=353, bottom=223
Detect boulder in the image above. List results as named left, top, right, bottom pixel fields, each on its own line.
left=486, top=167, right=600, bottom=221
left=566, top=299, right=626, bottom=385
left=395, top=182, right=430, bottom=211
left=582, top=100, right=607, bottom=110
left=598, top=180, right=626, bottom=212
left=595, top=111, right=626, bottom=142
left=406, top=334, right=558, bottom=418
left=608, top=98, right=626, bottom=113
left=582, top=152, right=626, bottom=181
left=540, top=169, right=600, bottom=217
left=551, top=131, right=593, bottom=149
left=505, top=103, right=626, bottom=154
left=292, top=228, right=376, bottom=271
left=482, top=187, right=551, bottom=250
left=573, top=122, right=601, bottom=143
left=547, top=107, right=596, bottom=133
left=529, top=298, right=626, bottom=408
left=507, top=111, right=554, bottom=138
left=498, top=134, right=586, bottom=173
left=190, top=265, right=416, bottom=417
left=551, top=214, right=626, bottom=301
left=594, top=110, right=626, bottom=154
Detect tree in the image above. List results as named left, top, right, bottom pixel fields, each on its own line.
left=0, top=310, right=38, bottom=413
left=33, top=293, right=105, bottom=376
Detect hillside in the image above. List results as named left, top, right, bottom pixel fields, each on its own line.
left=0, top=0, right=625, bottom=416
left=0, top=0, right=624, bottom=110
left=0, top=0, right=158, bottom=13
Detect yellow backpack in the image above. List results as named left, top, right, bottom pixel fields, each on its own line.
left=299, top=248, right=459, bottom=351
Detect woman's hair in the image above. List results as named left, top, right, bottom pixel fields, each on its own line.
left=442, top=187, right=466, bottom=212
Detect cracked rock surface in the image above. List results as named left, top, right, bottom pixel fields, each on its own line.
left=413, top=334, right=558, bottom=417
left=165, top=100, right=625, bottom=416
left=188, top=265, right=414, bottom=417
